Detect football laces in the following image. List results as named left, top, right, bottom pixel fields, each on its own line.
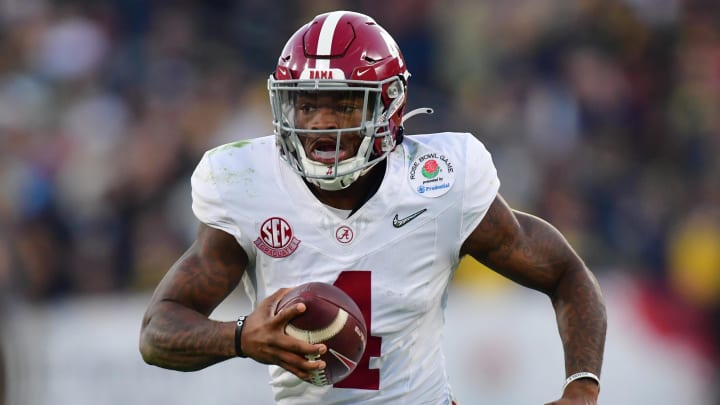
left=284, top=308, right=348, bottom=343
left=305, top=353, right=329, bottom=386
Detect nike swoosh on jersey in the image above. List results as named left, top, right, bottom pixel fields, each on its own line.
left=392, top=208, right=428, bottom=228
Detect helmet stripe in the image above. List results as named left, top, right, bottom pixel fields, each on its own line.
left=315, top=11, right=345, bottom=70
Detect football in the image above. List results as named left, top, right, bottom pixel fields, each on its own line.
left=275, top=282, right=367, bottom=386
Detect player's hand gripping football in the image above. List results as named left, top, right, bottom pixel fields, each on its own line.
left=545, top=379, right=599, bottom=405
left=240, top=288, right=327, bottom=380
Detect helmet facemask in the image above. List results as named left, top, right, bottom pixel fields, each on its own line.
left=269, top=76, right=406, bottom=191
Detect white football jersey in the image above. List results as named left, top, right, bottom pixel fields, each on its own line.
left=191, top=132, right=500, bottom=404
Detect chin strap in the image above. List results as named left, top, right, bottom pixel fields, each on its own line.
left=402, top=107, right=434, bottom=124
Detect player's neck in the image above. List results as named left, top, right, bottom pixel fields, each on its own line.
left=307, top=161, right=386, bottom=212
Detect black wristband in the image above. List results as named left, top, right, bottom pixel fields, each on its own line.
left=235, top=316, right=247, bottom=358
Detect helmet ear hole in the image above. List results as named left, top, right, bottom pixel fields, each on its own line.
left=386, top=81, right=401, bottom=98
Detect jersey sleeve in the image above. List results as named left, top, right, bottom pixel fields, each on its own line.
left=190, top=150, right=242, bottom=237
left=460, top=134, right=501, bottom=241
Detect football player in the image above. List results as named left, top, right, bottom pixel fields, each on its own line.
left=140, top=11, right=606, bottom=405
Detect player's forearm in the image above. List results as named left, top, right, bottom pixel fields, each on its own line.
left=551, top=264, right=606, bottom=377
left=508, top=211, right=607, bottom=375
left=139, top=301, right=237, bottom=371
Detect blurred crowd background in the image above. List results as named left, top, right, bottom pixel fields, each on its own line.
left=0, top=0, right=719, bottom=403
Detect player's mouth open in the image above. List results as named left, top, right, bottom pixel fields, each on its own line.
left=309, top=141, right=348, bottom=163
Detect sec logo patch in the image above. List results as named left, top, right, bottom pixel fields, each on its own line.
left=254, top=217, right=301, bottom=258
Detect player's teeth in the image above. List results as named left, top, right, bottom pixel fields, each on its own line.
left=314, top=149, right=336, bottom=158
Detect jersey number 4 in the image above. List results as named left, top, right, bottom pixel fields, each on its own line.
left=332, top=271, right=381, bottom=390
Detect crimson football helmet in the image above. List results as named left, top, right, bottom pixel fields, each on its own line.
left=269, top=11, right=413, bottom=190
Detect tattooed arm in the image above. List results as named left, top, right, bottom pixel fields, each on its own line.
left=139, top=223, right=326, bottom=378
left=461, top=195, right=607, bottom=404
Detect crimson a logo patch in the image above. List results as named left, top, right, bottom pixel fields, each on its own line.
left=335, top=225, right=354, bottom=244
